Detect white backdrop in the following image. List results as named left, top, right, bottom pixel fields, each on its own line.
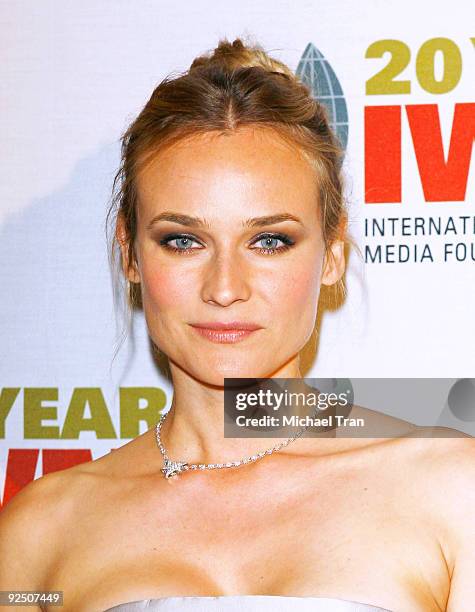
left=1, top=0, right=474, bottom=504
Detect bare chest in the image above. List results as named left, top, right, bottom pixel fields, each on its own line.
left=46, top=459, right=450, bottom=612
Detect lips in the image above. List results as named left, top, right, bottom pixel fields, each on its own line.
left=190, top=321, right=262, bottom=331
left=189, top=321, right=263, bottom=344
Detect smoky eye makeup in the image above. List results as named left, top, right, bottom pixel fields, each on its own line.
left=158, top=233, right=204, bottom=253
left=156, top=231, right=297, bottom=256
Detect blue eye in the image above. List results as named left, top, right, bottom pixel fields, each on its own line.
left=159, top=234, right=203, bottom=254
left=250, top=233, right=295, bottom=255
left=258, top=236, right=280, bottom=249
left=159, top=232, right=295, bottom=256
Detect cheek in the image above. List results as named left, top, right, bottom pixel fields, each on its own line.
left=269, top=256, right=322, bottom=317
left=281, top=272, right=320, bottom=315
left=140, top=265, right=187, bottom=311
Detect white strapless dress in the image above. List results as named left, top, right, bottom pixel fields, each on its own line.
left=104, top=595, right=392, bottom=611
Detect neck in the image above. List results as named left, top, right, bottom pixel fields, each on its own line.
left=160, top=355, right=328, bottom=466
left=161, top=356, right=334, bottom=463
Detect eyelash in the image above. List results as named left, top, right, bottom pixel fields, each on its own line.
left=159, top=232, right=295, bottom=256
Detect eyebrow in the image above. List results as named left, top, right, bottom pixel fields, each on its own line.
left=146, top=211, right=303, bottom=230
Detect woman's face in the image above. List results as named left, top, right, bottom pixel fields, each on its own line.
left=118, top=126, right=344, bottom=384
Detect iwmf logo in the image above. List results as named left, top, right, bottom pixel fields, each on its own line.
left=297, top=39, right=475, bottom=204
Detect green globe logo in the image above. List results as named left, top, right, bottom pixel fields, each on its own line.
left=296, top=42, right=349, bottom=153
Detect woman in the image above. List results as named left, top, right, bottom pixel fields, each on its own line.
left=1, top=37, right=474, bottom=612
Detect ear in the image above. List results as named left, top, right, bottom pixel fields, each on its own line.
left=321, top=239, right=346, bottom=286
left=116, top=213, right=141, bottom=284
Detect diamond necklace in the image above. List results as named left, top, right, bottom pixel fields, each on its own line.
left=155, top=407, right=316, bottom=479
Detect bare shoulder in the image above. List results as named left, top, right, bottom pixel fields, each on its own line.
left=431, top=432, right=475, bottom=610
left=0, top=470, right=73, bottom=603
left=0, top=427, right=160, bottom=542
left=0, top=469, right=70, bottom=552
left=409, top=425, right=475, bottom=492
left=356, top=424, right=474, bottom=544
left=399, top=428, right=475, bottom=610
left=0, top=456, right=112, bottom=596
left=0, top=455, right=109, bottom=526
left=397, top=425, right=475, bottom=509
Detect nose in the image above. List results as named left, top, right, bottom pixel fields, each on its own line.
left=200, top=247, right=252, bottom=307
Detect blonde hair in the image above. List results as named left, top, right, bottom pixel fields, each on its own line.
left=106, top=36, right=354, bottom=368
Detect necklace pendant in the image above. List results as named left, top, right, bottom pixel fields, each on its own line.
left=161, top=458, right=188, bottom=479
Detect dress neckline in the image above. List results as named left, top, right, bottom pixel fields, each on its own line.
left=104, top=594, right=392, bottom=611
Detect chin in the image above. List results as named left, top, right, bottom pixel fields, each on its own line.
left=190, top=359, right=274, bottom=386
